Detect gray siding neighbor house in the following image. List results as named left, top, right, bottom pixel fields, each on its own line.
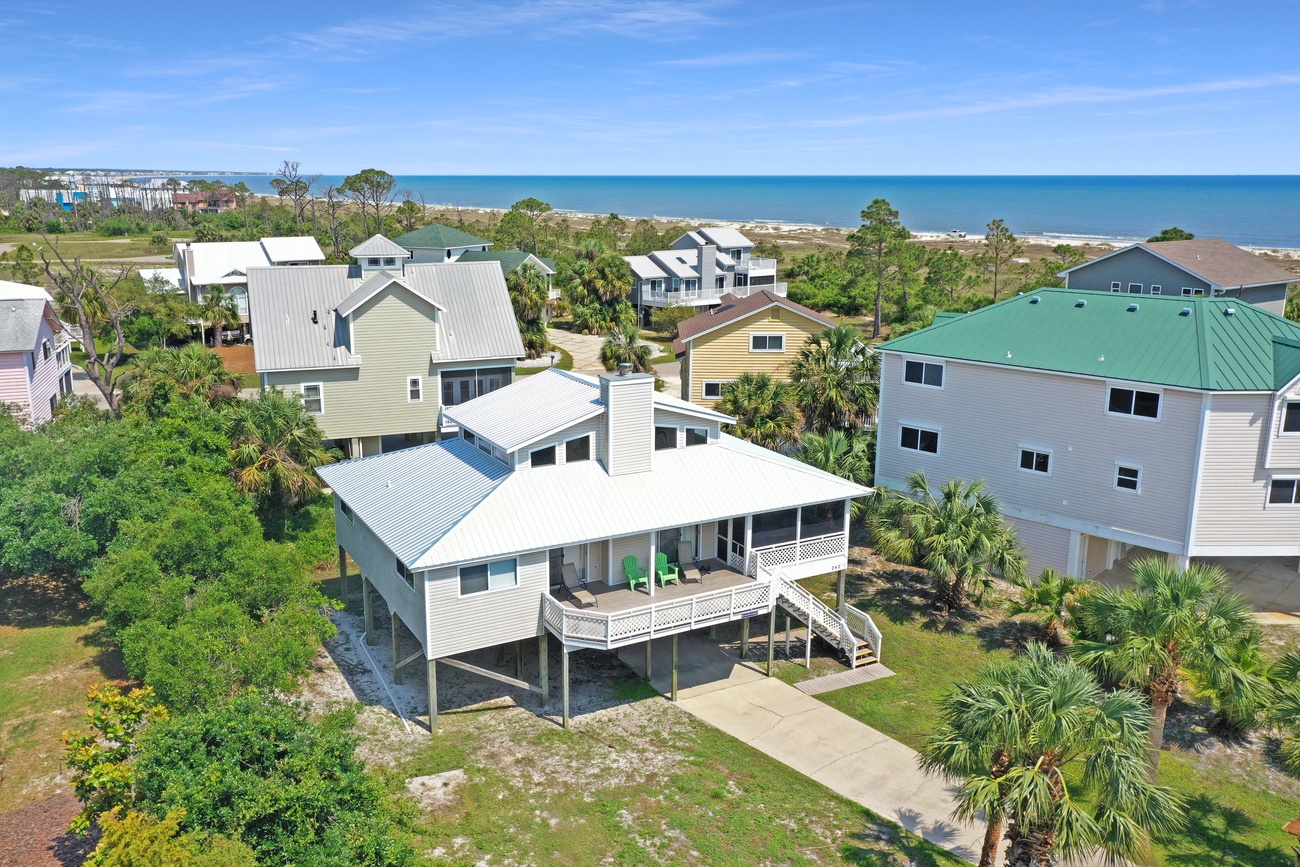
left=247, top=259, right=524, bottom=458
left=875, top=289, right=1300, bottom=603
left=626, top=227, right=785, bottom=319
left=1060, top=238, right=1296, bottom=315
left=318, top=367, right=878, bottom=729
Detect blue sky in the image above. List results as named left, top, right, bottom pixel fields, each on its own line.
left=2, top=0, right=1298, bottom=174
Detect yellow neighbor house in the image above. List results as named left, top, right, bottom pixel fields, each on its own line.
left=674, top=290, right=837, bottom=407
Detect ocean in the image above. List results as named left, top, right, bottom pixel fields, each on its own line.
left=172, top=175, right=1300, bottom=249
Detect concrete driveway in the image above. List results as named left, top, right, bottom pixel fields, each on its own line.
left=618, top=630, right=986, bottom=863
left=546, top=326, right=681, bottom=397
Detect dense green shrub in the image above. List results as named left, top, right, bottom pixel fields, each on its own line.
left=135, top=693, right=414, bottom=867
left=649, top=304, right=697, bottom=338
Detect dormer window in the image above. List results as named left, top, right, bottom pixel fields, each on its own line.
left=368, top=258, right=381, bottom=266
left=531, top=445, right=557, bottom=467
left=383, top=257, right=397, bottom=267
left=654, top=426, right=677, bottom=450
left=565, top=435, right=591, bottom=462
left=685, top=428, right=708, bottom=446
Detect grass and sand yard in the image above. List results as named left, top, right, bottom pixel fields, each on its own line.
left=795, top=547, right=1300, bottom=867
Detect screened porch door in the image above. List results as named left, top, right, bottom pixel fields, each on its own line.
left=716, top=516, right=746, bottom=571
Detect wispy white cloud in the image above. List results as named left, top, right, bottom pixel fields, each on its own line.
left=160, top=140, right=300, bottom=153
left=809, top=73, right=1300, bottom=127
left=657, top=50, right=802, bottom=68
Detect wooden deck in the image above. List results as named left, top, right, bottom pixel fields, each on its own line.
left=554, top=559, right=755, bottom=614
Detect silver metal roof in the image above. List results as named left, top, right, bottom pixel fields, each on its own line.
left=443, top=368, right=604, bottom=451
left=248, top=261, right=524, bottom=372
left=349, top=234, right=411, bottom=259
left=649, top=250, right=699, bottom=280
left=319, top=431, right=870, bottom=570
left=696, top=227, right=753, bottom=249
left=335, top=271, right=445, bottom=318
left=260, top=236, right=326, bottom=263
left=626, top=255, right=669, bottom=281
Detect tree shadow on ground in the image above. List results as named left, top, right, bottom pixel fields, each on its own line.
left=1158, top=793, right=1294, bottom=867
left=859, top=567, right=981, bottom=636
left=76, top=623, right=128, bottom=683
left=0, top=573, right=96, bottom=629
left=840, top=808, right=969, bottom=866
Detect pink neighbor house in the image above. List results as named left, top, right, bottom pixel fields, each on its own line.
left=0, top=281, right=73, bottom=426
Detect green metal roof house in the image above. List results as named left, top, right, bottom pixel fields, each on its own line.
left=875, top=288, right=1300, bottom=608
left=394, top=224, right=493, bottom=264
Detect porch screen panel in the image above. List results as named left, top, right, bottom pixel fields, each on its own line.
left=751, top=509, right=798, bottom=548
left=800, top=501, right=844, bottom=539
left=659, top=528, right=682, bottom=563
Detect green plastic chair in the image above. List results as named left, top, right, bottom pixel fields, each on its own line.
left=655, top=551, right=682, bottom=587
left=622, top=555, right=649, bottom=592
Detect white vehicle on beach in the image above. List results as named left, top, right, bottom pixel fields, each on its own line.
left=945, top=229, right=967, bottom=239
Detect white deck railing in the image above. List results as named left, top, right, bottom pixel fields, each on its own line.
left=641, top=282, right=787, bottom=306
left=734, top=257, right=777, bottom=273
left=542, top=579, right=773, bottom=650
left=749, top=532, right=847, bottom=576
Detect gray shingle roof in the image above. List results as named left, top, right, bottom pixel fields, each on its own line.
left=247, top=261, right=524, bottom=372
left=393, top=224, right=492, bottom=250
left=0, top=298, right=50, bottom=353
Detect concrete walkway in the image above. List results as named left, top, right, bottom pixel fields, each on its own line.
left=546, top=326, right=681, bottom=396
left=617, top=632, right=985, bottom=863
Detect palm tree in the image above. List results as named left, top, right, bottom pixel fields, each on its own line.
left=715, top=372, right=802, bottom=452
left=921, top=643, right=1184, bottom=867
left=599, top=324, right=654, bottom=373
left=867, top=471, right=1025, bottom=610
left=1269, top=650, right=1300, bottom=773
left=1070, top=558, right=1267, bottom=779
left=199, top=286, right=240, bottom=347
left=506, top=263, right=551, bottom=359
left=793, top=430, right=872, bottom=516
left=226, top=388, right=335, bottom=514
left=788, top=325, right=879, bottom=434
left=121, top=343, right=241, bottom=415
left=1003, top=567, right=1088, bottom=647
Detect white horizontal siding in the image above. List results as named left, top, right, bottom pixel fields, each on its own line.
left=653, top=408, right=720, bottom=439
left=609, top=533, right=651, bottom=587
left=339, top=502, right=427, bottom=646
left=1006, top=516, right=1072, bottom=578
left=589, top=539, right=609, bottom=583
left=1193, top=392, right=1300, bottom=548
left=515, top=416, right=603, bottom=470
left=875, top=355, right=1201, bottom=551
left=424, top=549, right=548, bottom=658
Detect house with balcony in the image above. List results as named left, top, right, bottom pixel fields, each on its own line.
left=317, top=366, right=878, bottom=729
left=0, top=281, right=73, bottom=426
left=875, top=288, right=1300, bottom=607
left=392, top=224, right=493, bottom=263
left=247, top=259, right=524, bottom=458
left=674, top=290, right=836, bottom=406
left=1059, top=238, right=1297, bottom=315
left=173, top=236, right=327, bottom=333
left=626, top=227, right=784, bottom=319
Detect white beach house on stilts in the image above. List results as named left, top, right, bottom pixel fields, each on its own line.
left=318, top=366, right=879, bottom=729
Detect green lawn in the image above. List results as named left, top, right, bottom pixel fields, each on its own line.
left=804, top=557, right=1300, bottom=867
left=379, top=670, right=968, bottom=866
left=0, top=575, right=124, bottom=815
left=516, top=345, right=574, bottom=376
left=1, top=231, right=174, bottom=266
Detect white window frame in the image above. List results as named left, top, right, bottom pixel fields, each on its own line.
left=41, top=339, right=51, bottom=361
left=1266, top=477, right=1300, bottom=507
left=367, top=257, right=381, bottom=267
left=1281, top=401, right=1300, bottom=437
left=1017, top=445, right=1052, bottom=476
left=685, top=427, right=709, bottom=446
left=1114, top=462, right=1142, bottom=493
left=702, top=380, right=728, bottom=399
left=383, top=257, right=397, bottom=267
left=1150, top=285, right=1162, bottom=295
left=1105, top=383, right=1162, bottom=422
left=531, top=444, right=557, bottom=467
left=898, top=421, right=940, bottom=455
left=301, top=382, right=324, bottom=415
left=458, top=557, right=519, bottom=597
left=1127, top=283, right=1143, bottom=294
left=902, top=358, right=945, bottom=389
left=749, top=333, right=786, bottom=353
left=1181, top=287, right=1204, bottom=297
left=407, top=376, right=422, bottom=403
left=565, top=434, right=591, bottom=463
left=1110, top=282, right=1122, bottom=293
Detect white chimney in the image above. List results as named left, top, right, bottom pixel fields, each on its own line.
left=697, top=243, right=716, bottom=294
left=601, top=372, right=654, bottom=476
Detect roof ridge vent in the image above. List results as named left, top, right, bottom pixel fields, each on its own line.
left=1075, top=299, right=1087, bottom=308
left=1179, top=307, right=1192, bottom=316
left=1127, top=303, right=1139, bottom=312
